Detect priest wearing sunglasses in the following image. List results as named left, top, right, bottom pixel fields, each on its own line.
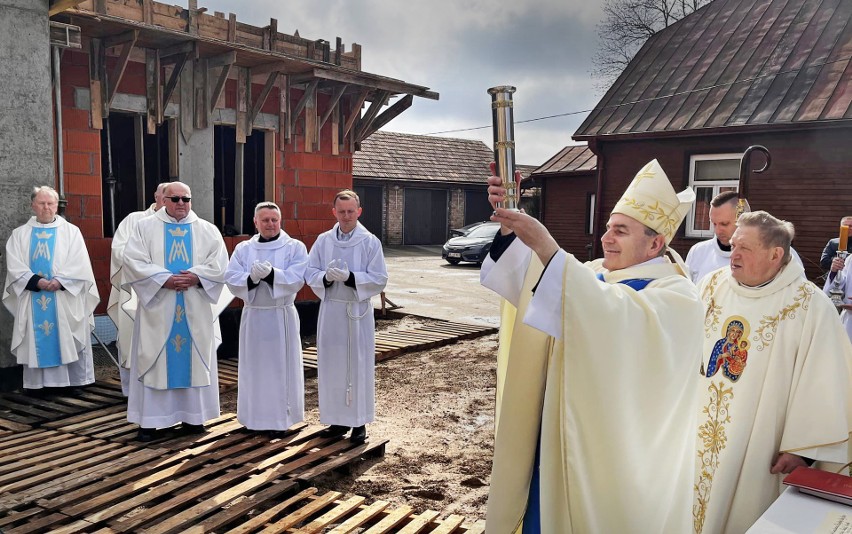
left=121, top=181, right=230, bottom=441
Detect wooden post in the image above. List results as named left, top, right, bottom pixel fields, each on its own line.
left=304, top=85, right=318, bottom=153
left=234, top=142, right=244, bottom=233
left=236, top=67, right=248, bottom=144
left=194, top=57, right=209, bottom=130
left=142, top=0, right=153, bottom=24
left=180, top=58, right=195, bottom=142
left=278, top=75, right=290, bottom=150
left=168, top=119, right=179, bottom=178
left=227, top=13, right=237, bottom=42
left=331, top=101, right=340, bottom=156
left=145, top=48, right=161, bottom=134
left=265, top=131, right=276, bottom=203
left=134, top=115, right=146, bottom=210
left=89, top=38, right=105, bottom=129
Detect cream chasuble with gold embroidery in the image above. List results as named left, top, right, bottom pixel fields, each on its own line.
left=694, top=262, right=852, bottom=534
left=482, top=239, right=702, bottom=534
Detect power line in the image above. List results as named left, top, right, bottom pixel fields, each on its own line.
left=420, top=54, right=852, bottom=136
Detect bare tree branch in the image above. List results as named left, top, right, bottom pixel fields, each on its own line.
left=592, top=0, right=711, bottom=91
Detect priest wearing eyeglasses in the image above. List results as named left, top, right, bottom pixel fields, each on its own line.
left=122, top=181, right=230, bottom=441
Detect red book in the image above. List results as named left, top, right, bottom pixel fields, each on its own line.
left=783, top=466, right=852, bottom=507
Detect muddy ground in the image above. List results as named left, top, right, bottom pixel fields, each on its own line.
left=219, top=313, right=497, bottom=519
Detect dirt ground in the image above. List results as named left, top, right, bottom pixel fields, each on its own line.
left=218, top=313, right=498, bottom=519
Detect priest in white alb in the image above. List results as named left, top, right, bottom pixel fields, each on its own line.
left=482, top=160, right=703, bottom=533
left=107, top=182, right=167, bottom=395
left=225, top=201, right=308, bottom=434
left=694, top=211, right=852, bottom=534
left=122, top=182, right=229, bottom=441
left=3, top=186, right=99, bottom=390
left=305, top=190, right=387, bottom=444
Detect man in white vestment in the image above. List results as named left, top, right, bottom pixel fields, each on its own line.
left=694, top=211, right=852, bottom=534
left=825, top=244, right=852, bottom=341
left=305, top=190, right=387, bottom=444
left=122, top=182, right=229, bottom=441
left=3, top=186, right=99, bottom=390
left=686, top=190, right=802, bottom=284
left=482, top=160, right=703, bottom=533
left=225, top=201, right=308, bottom=435
left=108, top=182, right=167, bottom=395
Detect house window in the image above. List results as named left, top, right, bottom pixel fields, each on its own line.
left=686, top=154, right=740, bottom=238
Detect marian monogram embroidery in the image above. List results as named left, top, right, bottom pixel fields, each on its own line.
left=32, top=231, right=52, bottom=261
left=694, top=381, right=734, bottom=534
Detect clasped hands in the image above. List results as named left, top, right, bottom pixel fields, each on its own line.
left=164, top=270, right=200, bottom=291
left=249, top=260, right=273, bottom=284
left=36, top=278, right=62, bottom=292
left=326, top=259, right=350, bottom=282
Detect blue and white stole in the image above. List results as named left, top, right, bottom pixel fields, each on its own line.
left=164, top=223, right=193, bottom=388
left=523, top=274, right=654, bottom=534
left=29, top=227, right=61, bottom=368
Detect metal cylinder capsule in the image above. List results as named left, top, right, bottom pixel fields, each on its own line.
left=488, top=85, right=518, bottom=210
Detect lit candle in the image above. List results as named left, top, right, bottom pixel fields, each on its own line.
left=840, top=225, right=849, bottom=252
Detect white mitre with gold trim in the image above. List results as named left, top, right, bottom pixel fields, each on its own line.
left=612, top=159, right=695, bottom=244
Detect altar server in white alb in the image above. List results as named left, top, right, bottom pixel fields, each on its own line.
left=482, top=160, right=703, bottom=533
left=225, top=201, right=308, bottom=434
left=107, top=182, right=167, bottom=395
left=306, top=190, right=387, bottom=444
left=4, top=186, right=99, bottom=390
left=694, top=211, right=852, bottom=534
left=122, top=182, right=229, bottom=441
left=686, top=190, right=802, bottom=284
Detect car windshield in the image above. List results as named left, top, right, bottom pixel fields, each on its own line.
left=466, top=224, right=500, bottom=238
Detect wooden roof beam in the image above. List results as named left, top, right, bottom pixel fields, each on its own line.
left=357, top=94, right=413, bottom=143
left=208, top=52, right=236, bottom=110
left=342, top=87, right=370, bottom=140
left=318, top=84, right=348, bottom=131
left=252, top=61, right=291, bottom=77
left=311, top=68, right=439, bottom=100
left=162, top=49, right=192, bottom=108
left=291, top=79, right=319, bottom=122
left=250, top=71, right=280, bottom=125
left=355, top=90, right=389, bottom=141
left=105, top=30, right=138, bottom=108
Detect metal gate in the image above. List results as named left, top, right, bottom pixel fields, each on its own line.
left=403, top=188, right=448, bottom=245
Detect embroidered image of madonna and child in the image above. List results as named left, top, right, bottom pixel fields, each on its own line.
left=706, top=317, right=750, bottom=381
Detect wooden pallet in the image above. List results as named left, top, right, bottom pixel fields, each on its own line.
left=0, top=416, right=387, bottom=533
left=0, top=383, right=126, bottom=431
left=301, top=320, right=497, bottom=374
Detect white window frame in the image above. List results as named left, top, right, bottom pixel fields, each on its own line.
left=685, top=153, right=741, bottom=239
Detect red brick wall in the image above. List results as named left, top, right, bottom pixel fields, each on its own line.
left=60, top=50, right=108, bottom=312
left=60, top=51, right=358, bottom=308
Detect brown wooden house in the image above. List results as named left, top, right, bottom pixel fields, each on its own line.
left=352, top=131, right=496, bottom=245
left=528, top=145, right=598, bottom=261
left=573, top=0, right=852, bottom=281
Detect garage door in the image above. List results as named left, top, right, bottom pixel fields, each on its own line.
left=353, top=185, right=382, bottom=238
left=403, top=188, right=448, bottom=245
left=464, top=189, right=493, bottom=225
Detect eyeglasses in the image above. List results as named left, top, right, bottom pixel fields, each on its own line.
left=167, top=196, right=191, bottom=203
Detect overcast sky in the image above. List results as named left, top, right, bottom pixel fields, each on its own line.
left=197, top=0, right=606, bottom=166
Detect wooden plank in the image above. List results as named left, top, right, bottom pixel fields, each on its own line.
left=181, top=479, right=297, bottom=533
left=180, top=55, right=195, bottom=141
left=258, top=490, right=342, bottom=533
left=354, top=91, right=388, bottom=143
left=319, top=84, right=347, bottom=131
left=397, top=510, right=440, bottom=534
left=89, top=37, right=105, bottom=128
left=131, top=470, right=298, bottom=534
left=0, top=398, right=59, bottom=420
left=294, top=440, right=387, bottom=482
left=135, top=115, right=146, bottom=210
left=327, top=500, right=390, bottom=533
left=305, top=82, right=318, bottom=152
left=163, top=51, right=189, bottom=108
left=209, top=63, right=233, bottom=111
left=342, top=88, right=370, bottom=140
left=168, top=119, right=179, bottom=178
left=0, top=506, right=43, bottom=529
left=250, top=71, right=279, bottom=125
left=42, top=404, right=125, bottom=430
left=194, top=57, right=208, bottom=130
left=290, top=79, right=319, bottom=125
left=142, top=0, right=153, bottom=24
left=430, top=515, right=466, bottom=534
left=106, top=32, right=138, bottom=108
left=362, top=505, right=414, bottom=534
left=357, top=94, right=413, bottom=143
left=146, top=48, right=161, bottom=133
left=0, top=443, right=127, bottom=495
left=227, top=13, right=237, bottom=42
left=221, top=487, right=318, bottom=534
left=279, top=74, right=291, bottom=147
left=236, top=67, right=248, bottom=143
left=265, top=129, right=276, bottom=203
left=462, top=521, right=486, bottom=534
left=332, top=98, right=340, bottom=156
left=298, top=495, right=366, bottom=533
left=3, top=510, right=69, bottom=534
left=0, top=417, right=32, bottom=432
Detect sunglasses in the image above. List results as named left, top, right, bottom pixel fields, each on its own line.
left=167, top=196, right=191, bottom=203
